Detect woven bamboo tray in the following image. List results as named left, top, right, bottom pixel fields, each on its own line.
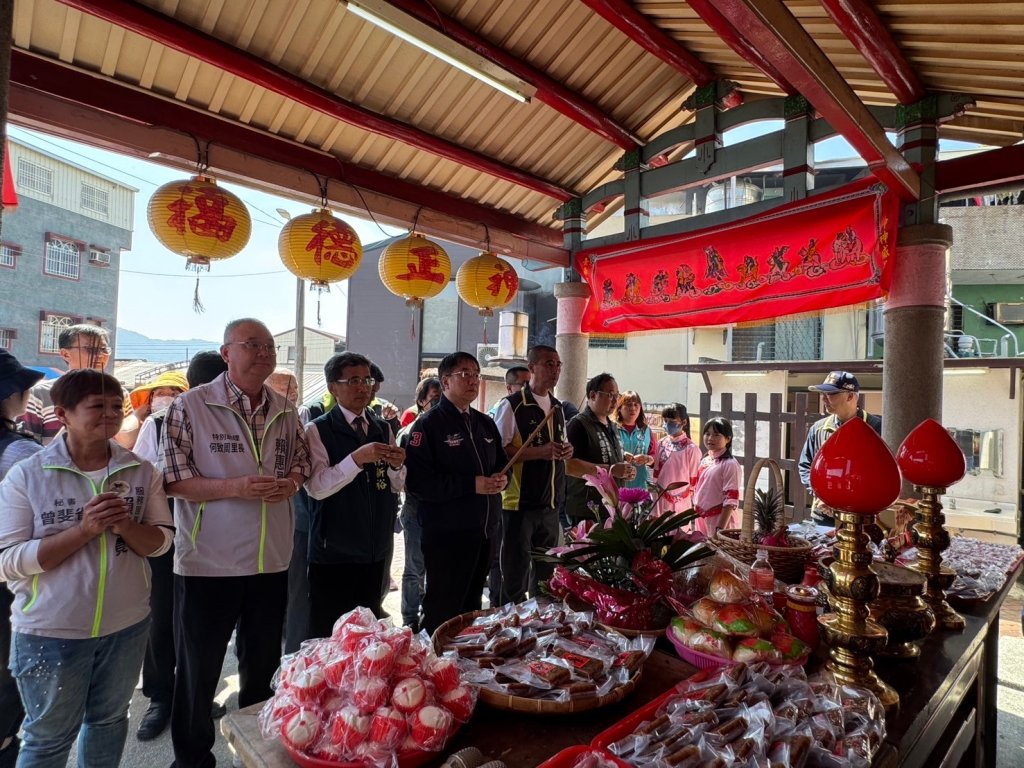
left=432, top=609, right=642, bottom=715
left=712, top=457, right=812, bottom=584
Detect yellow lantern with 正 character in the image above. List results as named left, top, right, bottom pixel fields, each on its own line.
left=456, top=252, right=519, bottom=317
left=378, top=234, right=451, bottom=308
left=278, top=208, right=362, bottom=291
left=147, top=175, right=251, bottom=269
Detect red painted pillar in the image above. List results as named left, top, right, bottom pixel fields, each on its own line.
left=882, top=224, right=953, bottom=463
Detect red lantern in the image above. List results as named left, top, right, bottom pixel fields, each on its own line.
left=810, top=418, right=901, bottom=514
left=896, top=419, right=966, bottom=487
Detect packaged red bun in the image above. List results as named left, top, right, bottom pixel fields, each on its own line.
left=393, top=653, right=421, bottom=678
left=322, top=652, right=351, bottom=690
left=391, top=677, right=430, bottom=713
left=327, top=705, right=370, bottom=752
left=352, top=677, right=390, bottom=713
left=281, top=708, right=322, bottom=751
left=331, top=606, right=377, bottom=637
left=409, top=705, right=454, bottom=751
left=439, top=685, right=476, bottom=722
left=289, top=666, right=327, bottom=705
left=708, top=568, right=753, bottom=603
left=424, top=656, right=461, bottom=695
left=338, top=624, right=377, bottom=654
left=358, top=640, right=397, bottom=678
left=368, top=706, right=407, bottom=748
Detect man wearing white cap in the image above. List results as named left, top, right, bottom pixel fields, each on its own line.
left=798, top=371, right=882, bottom=526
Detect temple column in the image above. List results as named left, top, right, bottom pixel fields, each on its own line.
left=882, top=224, right=952, bottom=466
left=555, top=197, right=589, bottom=405
left=554, top=281, right=591, bottom=406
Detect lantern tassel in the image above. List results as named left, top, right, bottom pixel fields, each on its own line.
left=409, top=309, right=416, bottom=341
left=483, top=316, right=488, bottom=345
left=192, top=278, right=205, bottom=313
left=317, top=297, right=322, bottom=327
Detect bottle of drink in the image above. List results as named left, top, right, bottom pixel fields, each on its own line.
left=749, top=548, right=775, bottom=597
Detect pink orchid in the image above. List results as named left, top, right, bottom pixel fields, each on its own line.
left=582, top=466, right=619, bottom=514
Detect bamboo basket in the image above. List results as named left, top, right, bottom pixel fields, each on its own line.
left=712, top=457, right=812, bottom=584
left=432, top=609, right=642, bottom=715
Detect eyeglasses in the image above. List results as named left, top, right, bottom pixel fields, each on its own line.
left=335, top=376, right=376, bottom=387
left=448, top=370, right=481, bottom=381
left=229, top=341, right=278, bottom=354
left=594, top=390, right=619, bottom=400
left=68, top=345, right=111, bottom=355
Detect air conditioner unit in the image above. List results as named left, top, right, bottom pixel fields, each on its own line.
left=993, top=302, right=1024, bottom=325
left=89, top=250, right=111, bottom=265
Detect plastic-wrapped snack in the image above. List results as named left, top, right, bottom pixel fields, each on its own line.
left=711, top=602, right=761, bottom=637
left=280, top=708, right=323, bottom=752
left=409, top=704, right=455, bottom=751
left=768, top=733, right=812, bottom=768
left=689, top=626, right=733, bottom=659
left=326, top=705, right=370, bottom=753
left=771, top=631, right=810, bottom=663
left=391, top=677, right=431, bottom=713
left=708, top=568, right=753, bottom=603
left=690, top=597, right=721, bottom=627
left=258, top=692, right=300, bottom=740
left=438, top=684, right=477, bottom=722
left=424, top=655, right=462, bottom=695
left=668, top=615, right=708, bottom=646
left=367, top=706, right=406, bottom=749
left=733, top=637, right=781, bottom=663
left=351, top=676, right=390, bottom=713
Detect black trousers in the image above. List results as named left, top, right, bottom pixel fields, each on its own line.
left=171, top=571, right=287, bottom=768
left=308, top=561, right=386, bottom=639
left=142, top=545, right=175, bottom=704
left=500, top=508, right=560, bottom=603
left=284, top=529, right=312, bottom=653
left=420, top=529, right=490, bottom=636
left=0, top=585, right=23, bottom=765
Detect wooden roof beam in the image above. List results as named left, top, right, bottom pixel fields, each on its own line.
left=382, top=0, right=641, bottom=149
left=579, top=0, right=715, bottom=86
left=57, top=0, right=575, bottom=201
left=685, top=0, right=796, bottom=94
left=819, top=0, right=925, bottom=105
left=712, top=0, right=920, bottom=200
left=935, top=144, right=1024, bottom=196
left=7, top=50, right=568, bottom=265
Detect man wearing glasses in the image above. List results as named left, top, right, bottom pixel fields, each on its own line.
left=564, top=372, right=637, bottom=522
left=21, top=323, right=110, bottom=444
left=491, top=346, right=573, bottom=603
left=303, top=352, right=406, bottom=636
left=404, top=351, right=508, bottom=634
left=799, top=371, right=882, bottom=526
left=161, top=318, right=309, bottom=768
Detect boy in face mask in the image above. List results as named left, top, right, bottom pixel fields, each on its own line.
left=652, top=403, right=701, bottom=516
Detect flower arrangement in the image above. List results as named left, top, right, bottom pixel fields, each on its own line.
left=540, top=468, right=713, bottom=630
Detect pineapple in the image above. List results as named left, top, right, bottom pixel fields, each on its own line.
left=752, top=487, right=790, bottom=547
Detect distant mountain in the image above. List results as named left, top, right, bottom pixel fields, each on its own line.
left=116, top=328, right=221, bottom=363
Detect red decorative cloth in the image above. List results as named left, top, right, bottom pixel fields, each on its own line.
left=575, top=178, right=897, bottom=333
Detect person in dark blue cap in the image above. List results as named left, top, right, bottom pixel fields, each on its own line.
left=798, top=371, right=882, bottom=526
left=0, top=349, right=44, bottom=768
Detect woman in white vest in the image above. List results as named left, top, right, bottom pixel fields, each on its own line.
left=0, top=369, right=173, bottom=768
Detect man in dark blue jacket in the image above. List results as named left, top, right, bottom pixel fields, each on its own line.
left=404, top=351, right=508, bottom=634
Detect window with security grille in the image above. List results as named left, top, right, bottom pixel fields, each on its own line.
left=40, top=314, right=76, bottom=354
left=0, top=244, right=17, bottom=268
left=81, top=183, right=110, bottom=216
left=17, top=158, right=52, bottom=196
left=44, top=237, right=81, bottom=279
left=732, top=316, right=821, bottom=361
left=0, top=329, right=14, bottom=350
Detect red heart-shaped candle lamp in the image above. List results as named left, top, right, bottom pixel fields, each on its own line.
left=896, top=418, right=966, bottom=488
left=810, top=417, right=901, bottom=514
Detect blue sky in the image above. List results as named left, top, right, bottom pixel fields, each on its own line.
left=9, top=123, right=978, bottom=346
left=9, top=125, right=404, bottom=343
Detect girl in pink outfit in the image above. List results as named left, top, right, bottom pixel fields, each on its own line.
left=652, top=403, right=701, bottom=515
left=693, top=417, right=743, bottom=536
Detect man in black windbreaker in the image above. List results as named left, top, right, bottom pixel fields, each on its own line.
left=304, top=352, right=406, bottom=636
left=404, top=351, right=508, bottom=634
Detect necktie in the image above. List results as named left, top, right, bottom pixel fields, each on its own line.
left=352, top=415, right=367, bottom=439
left=463, top=411, right=473, bottom=433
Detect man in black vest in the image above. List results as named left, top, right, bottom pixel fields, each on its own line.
left=492, top=345, right=574, bottom=603
left=404, top=351, right=508, bottom=634
left=304, top=353, right=406, bottom=637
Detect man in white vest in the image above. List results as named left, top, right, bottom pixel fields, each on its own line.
left=161, top=318, right=310, bottom=768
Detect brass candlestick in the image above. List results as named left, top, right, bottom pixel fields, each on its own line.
left=896, top=418, right=968, bottom=634
left=909, top=485, right=965, bottom=631
left=809, top=417, right=903, bottom=713
left=818, top=509, right=899, bottom=711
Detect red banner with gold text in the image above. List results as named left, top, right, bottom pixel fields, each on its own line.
left=575, top=179, right=897, bottom=333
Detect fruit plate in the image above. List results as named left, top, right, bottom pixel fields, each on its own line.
left=283, top=741, right=437, bottom=768
left=665, top=629, right=810, bottom=669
